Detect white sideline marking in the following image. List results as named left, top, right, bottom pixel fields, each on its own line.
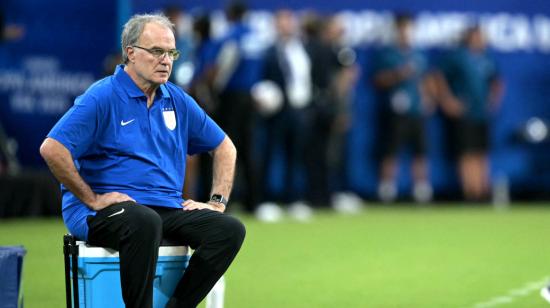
left=469, top=276, right=549, bottom=308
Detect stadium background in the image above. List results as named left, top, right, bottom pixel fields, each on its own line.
left=2, top=0, right=550, bottom=202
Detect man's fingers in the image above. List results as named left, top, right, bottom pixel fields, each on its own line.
left=103, top=192, right=135, bottom=206
left=185, top=203, right=204, bottom=211
left=108, top=192, right=134, bottom=201
left=119, top=194, right=135, bottom=202
left=183, top=204, right=201, bottom=211
left=182, top=199, right=194, bottom=206
left=182, top=200, right=210, bottom=211
left=182, top=199, right=197, bottom=211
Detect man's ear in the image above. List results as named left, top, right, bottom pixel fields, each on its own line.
left=126, top=46, right=135, bottom=63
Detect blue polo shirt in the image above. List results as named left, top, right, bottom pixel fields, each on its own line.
left=48, top=65, right=225, bottom=240
left=373, top=46, right=427, bottom=117
left=439, top=47, right=498, bottom=121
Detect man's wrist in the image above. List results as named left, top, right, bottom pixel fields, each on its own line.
left=209, top=194, right=228, bottom=206
left=83, top=193, right=99, bottom=210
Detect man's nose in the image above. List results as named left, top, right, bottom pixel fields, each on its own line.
left=159, top=53, right=172, bottom=65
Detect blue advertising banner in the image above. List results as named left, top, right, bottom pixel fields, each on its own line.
left=0, top=0, right=117, bottom=166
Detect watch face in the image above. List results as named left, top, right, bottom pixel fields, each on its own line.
left=211, top=194, right=226, bottom=205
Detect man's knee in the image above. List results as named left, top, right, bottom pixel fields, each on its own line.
left=218, top=215, right=246, bottom=250
left=124, top=205, right=162, bottom=243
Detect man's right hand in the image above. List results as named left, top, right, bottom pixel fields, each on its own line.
left=88, top=192, right=135, bottom=211
left=442, top=96, right=465, bottom=118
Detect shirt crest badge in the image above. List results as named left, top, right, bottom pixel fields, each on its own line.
left=162, top=108, right=176, bottom=130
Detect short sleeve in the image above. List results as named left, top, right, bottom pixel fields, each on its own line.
left=47, top=93, right=99, bottom=159
left=184, top=94, right=225, bottom=155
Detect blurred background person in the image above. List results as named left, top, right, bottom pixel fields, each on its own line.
left=164, top=5, right=194, bottom=89
left=164, top=5, right=203, bottom=201
left=212, top=1, right=263, bottom=214
left=372, top=13, right=434, bottom=203
left=186, top=13, right=222, bottom=201
left=434, top=25, right=503, bottom=201
left=255, top=9, right=314, bottom=222
left=189, top=13, right=220, bottom=117
left=303, top=13, right=363, bottom=213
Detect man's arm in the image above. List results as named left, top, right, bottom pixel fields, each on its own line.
left=431, top=70, right=464, bottom=118
left=182, top=136, right=236, bottom=213
left=373, top=62, right=415, bottom=89
left=39, top=137, right=134, bottom=211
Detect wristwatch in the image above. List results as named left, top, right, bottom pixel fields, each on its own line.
left=209, top=194, right=228, bottom=206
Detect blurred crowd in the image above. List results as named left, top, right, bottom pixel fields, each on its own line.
left=150, top=3, right=503, bottom=222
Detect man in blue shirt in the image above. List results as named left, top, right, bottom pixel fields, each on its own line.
left=212, top=2, right=264, bottom=214
left=436, top=25, right=502, bottom=201
left=40, top=14, right=245, bottom=308
left=372, top=13, right=433, bottom=203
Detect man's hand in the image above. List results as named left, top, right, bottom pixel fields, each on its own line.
left=89, top=192, right=135, bottom=211
left=441, top=96, right=465, bottom=118
left=182, top=199, right=225, bottom=213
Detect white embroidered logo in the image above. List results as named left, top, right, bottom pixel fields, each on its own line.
left=120, top=119, right=135, bottom=126
left=107, top=208, right=125, bottom=217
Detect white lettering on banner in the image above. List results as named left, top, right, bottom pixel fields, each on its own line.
left=0, top=71, right=25, bottom=90
left=534, top=15, right=550, bottom=52
left=415, top=12, right=475, bottom=47
left=340, top=10, right=394, bottom=46
left=482, top=14, right=533, bottom=52
left=0, top=56, right=94, bottom=115
left=208, top=10, right=550, bottom=53
left=341, top=10, right=550, bottom=53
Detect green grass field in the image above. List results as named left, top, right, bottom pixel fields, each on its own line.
left=1, top=204, right=550, bottom=307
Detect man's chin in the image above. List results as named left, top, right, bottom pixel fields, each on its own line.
left=154, top=77, right=169, bottom=84
left=154, top=72, right=170, bottom=83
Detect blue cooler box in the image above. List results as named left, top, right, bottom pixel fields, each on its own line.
left=0, top=246, right=26, bottom=308
left=73, top=242, right=189, bottom=308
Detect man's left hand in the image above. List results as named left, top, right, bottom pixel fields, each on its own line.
left=182, top=199, right=225, bottom=213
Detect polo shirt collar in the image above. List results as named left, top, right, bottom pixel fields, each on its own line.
left=159, top=83, right=170, bottom=99
left=114, top=64, right=171, bottom=99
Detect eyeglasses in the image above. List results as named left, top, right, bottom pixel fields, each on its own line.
left=132, top=45, right=180, bottom=61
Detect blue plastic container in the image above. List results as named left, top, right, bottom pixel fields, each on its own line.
left=73, top=243, right=189, bottom=308
left=0, top=246, right=26, bottom=308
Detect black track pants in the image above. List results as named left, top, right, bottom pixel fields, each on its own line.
left=86, top=202, right=246, bottom=308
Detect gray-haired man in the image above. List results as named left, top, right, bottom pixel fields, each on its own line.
left=40, top=14, right=245, bottom=307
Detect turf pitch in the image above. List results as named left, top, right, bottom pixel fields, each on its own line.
left=1, top=204, right=549, bottom=307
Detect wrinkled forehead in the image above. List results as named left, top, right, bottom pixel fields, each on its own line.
left=138, top=22, right=176, bottom=48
